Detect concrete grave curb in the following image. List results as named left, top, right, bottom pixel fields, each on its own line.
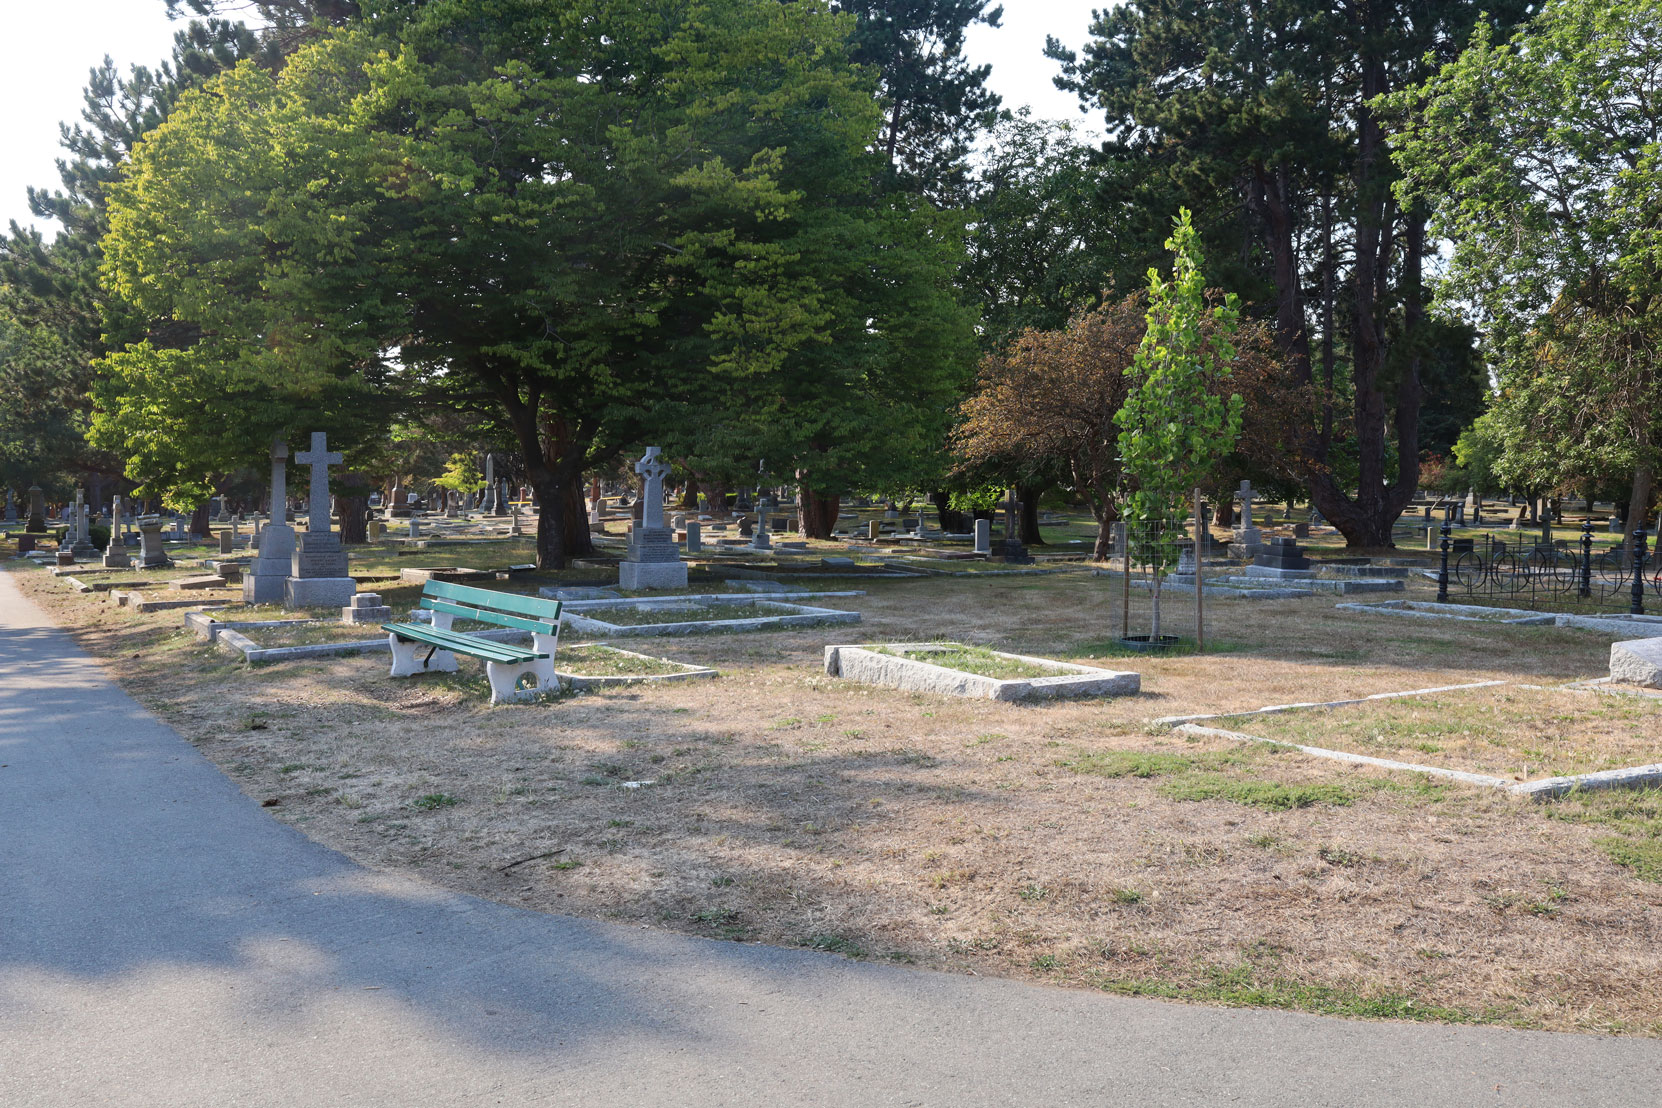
left=824, top=642, right=1139, bottom=701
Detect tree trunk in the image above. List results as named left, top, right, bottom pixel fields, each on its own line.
left=679, top=476, right=700, bottom=511
left=190, top=501, right=211, bottom=538
left=930, top=489, right=970, bottom=533
left=1625, top=463, right=1654, bottom=566
left=337, top=471, right=369, bottom=544
left=1214, top=499, right=1235, bottom=529
left=798, top=485, right=840, bottom=539
left=1018, top=483, right=1044, bottom=546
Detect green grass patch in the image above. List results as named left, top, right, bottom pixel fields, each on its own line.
left=1159, top=774, right=1358, bottom=810
left=1595, top=836, right=1662, bottom=882
left=1057, top=749, right=1248, bottom=779
left=412, top=793, right=460, bottom=811
left=1092, top=964, right=1505, bottom=1026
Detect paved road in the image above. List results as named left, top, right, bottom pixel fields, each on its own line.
left=2, top=569, right=1658, bottom=1107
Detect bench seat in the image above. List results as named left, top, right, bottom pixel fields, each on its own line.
left=383, top=580, right=562, bottom=704
left=381, top=622, right=545, bottom=665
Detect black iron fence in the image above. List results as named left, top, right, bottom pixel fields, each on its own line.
left=1435, top=522, right=1657, bottom=614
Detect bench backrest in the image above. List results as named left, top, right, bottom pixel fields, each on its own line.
left=419, top=580, right=562, bottom=634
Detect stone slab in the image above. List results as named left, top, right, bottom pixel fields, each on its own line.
left=243, top=572, right=290, bottom=605
left=171, top=575, right=229, bottom=591
left=285, top=576, right=357, bottom=609
left=1241, top=565, right=1317, bottom=580
left=1610, top=638, right=1662, bottom=688
left=824, top=643, right=1139, bottom=702
left=618, top=560, right=689, bottom=590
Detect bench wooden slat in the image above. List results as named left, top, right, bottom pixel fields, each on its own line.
left=425, top=580, right=560, bottom=621
left=383, top=622, right=545, bottom=663
left=421, top=597, right=559, bottom=635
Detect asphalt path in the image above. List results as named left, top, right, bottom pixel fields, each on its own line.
left=2, top=567, right=1658, bottom=1106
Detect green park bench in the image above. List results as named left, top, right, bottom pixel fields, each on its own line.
left=384, top=580, right=563, bottom=705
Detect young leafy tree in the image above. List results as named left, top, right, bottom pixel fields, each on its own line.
left=1115, top=210, right=1244, bottom=640
left=1389, top=0, right=1662, bottom=556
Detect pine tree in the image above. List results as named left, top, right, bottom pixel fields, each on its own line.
left=1050, top=0, right=1533, bottom=548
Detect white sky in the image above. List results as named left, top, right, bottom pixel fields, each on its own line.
left=0, top=0, right=1111, bottom=235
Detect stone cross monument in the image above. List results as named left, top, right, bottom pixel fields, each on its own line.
left=70, top=488, right=99, bottom=559
left=1232, top=479, right=1263, bottom=555
left=619, top=446, right=687, bottom=589
left=245, top=438, right=296, bottom=603
left=998, top=487, right=1032, bottom=563
left=284, top=432, right=356, bottom=609
left=102, top=495, right=132, bottom=568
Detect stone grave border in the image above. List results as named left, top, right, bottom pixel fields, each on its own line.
left=554, top=594, right=860, bottom=637
left=188, top=609, right=532, bottom=665
left=823, top=642, right=1139, bottom=702
left=1155, top=678, right=1662, bottom=800
left=1112, top=573, right=1314, bottom=600
left=557, top=644, right=718, bottom=690
left=717, top=563, right=923, bottom=581
left=1337, top=599, right=1662, bottom=637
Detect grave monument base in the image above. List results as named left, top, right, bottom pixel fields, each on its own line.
left=243, top=573, right=290, bottom=605
left=619, top=560, right=689, bottom=590
left=285, top=576, right=358, bottom=608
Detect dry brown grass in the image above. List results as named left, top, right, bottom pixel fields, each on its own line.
left=14, top=561, right=1662, bottom=1035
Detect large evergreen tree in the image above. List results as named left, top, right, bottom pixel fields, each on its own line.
left=1049, top=0, right=1534, bottom=548
left=837, top=0, right=1004, bottom=200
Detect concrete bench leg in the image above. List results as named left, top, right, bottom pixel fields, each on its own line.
left=484, top=656, right=558, bottom=704
left=388, top=634, right=460, bottom=678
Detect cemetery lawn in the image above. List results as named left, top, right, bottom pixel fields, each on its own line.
left=1220, top=686, right=1662, bottom=780
left=15, top=554, right=1662, bottom=1037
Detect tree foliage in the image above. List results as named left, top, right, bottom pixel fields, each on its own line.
left=1390, top=0, right=1662, bottom=544
left=1050, top=0, right=1534, bottom=548
left=1116, top=211, right=1244, bottom=544
left=99, top=0, right=974, bottom=565
left=836, top=0, right=1003, bottom=200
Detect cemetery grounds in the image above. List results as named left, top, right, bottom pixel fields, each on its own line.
left=12, top=524, right=1662, bottom=1037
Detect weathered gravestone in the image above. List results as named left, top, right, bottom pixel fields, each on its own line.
left=750, top=499, right=773, bottom=552
left=136, top=517, right=171, bottom=568
left=483, top=454, right=498, bottom=513
left=342, top=592, right=393, bottom=625
left=218, top=529, right=234, bottom=555
left=1250, top=535, right=1314, bottom=578
left=684, top=519, right=702, bottom=554
left=973, top=517, right=991, bottom=556
left=245, top=439, right=296, bottom=604
left=998, top=488, right=1032, bottom=564
left=70, top=490, right=99, bottom=560
left=285, top=432, right=357, bottom=609
left=1231, top=479, right=1263, bottom=556
left=3, top=488, right=14, bottom=524
left=25, top=488, right=45, bottom=534
left=618, top=446, right=688, bottom=589
left=102, top=496, right=132, bottom=568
